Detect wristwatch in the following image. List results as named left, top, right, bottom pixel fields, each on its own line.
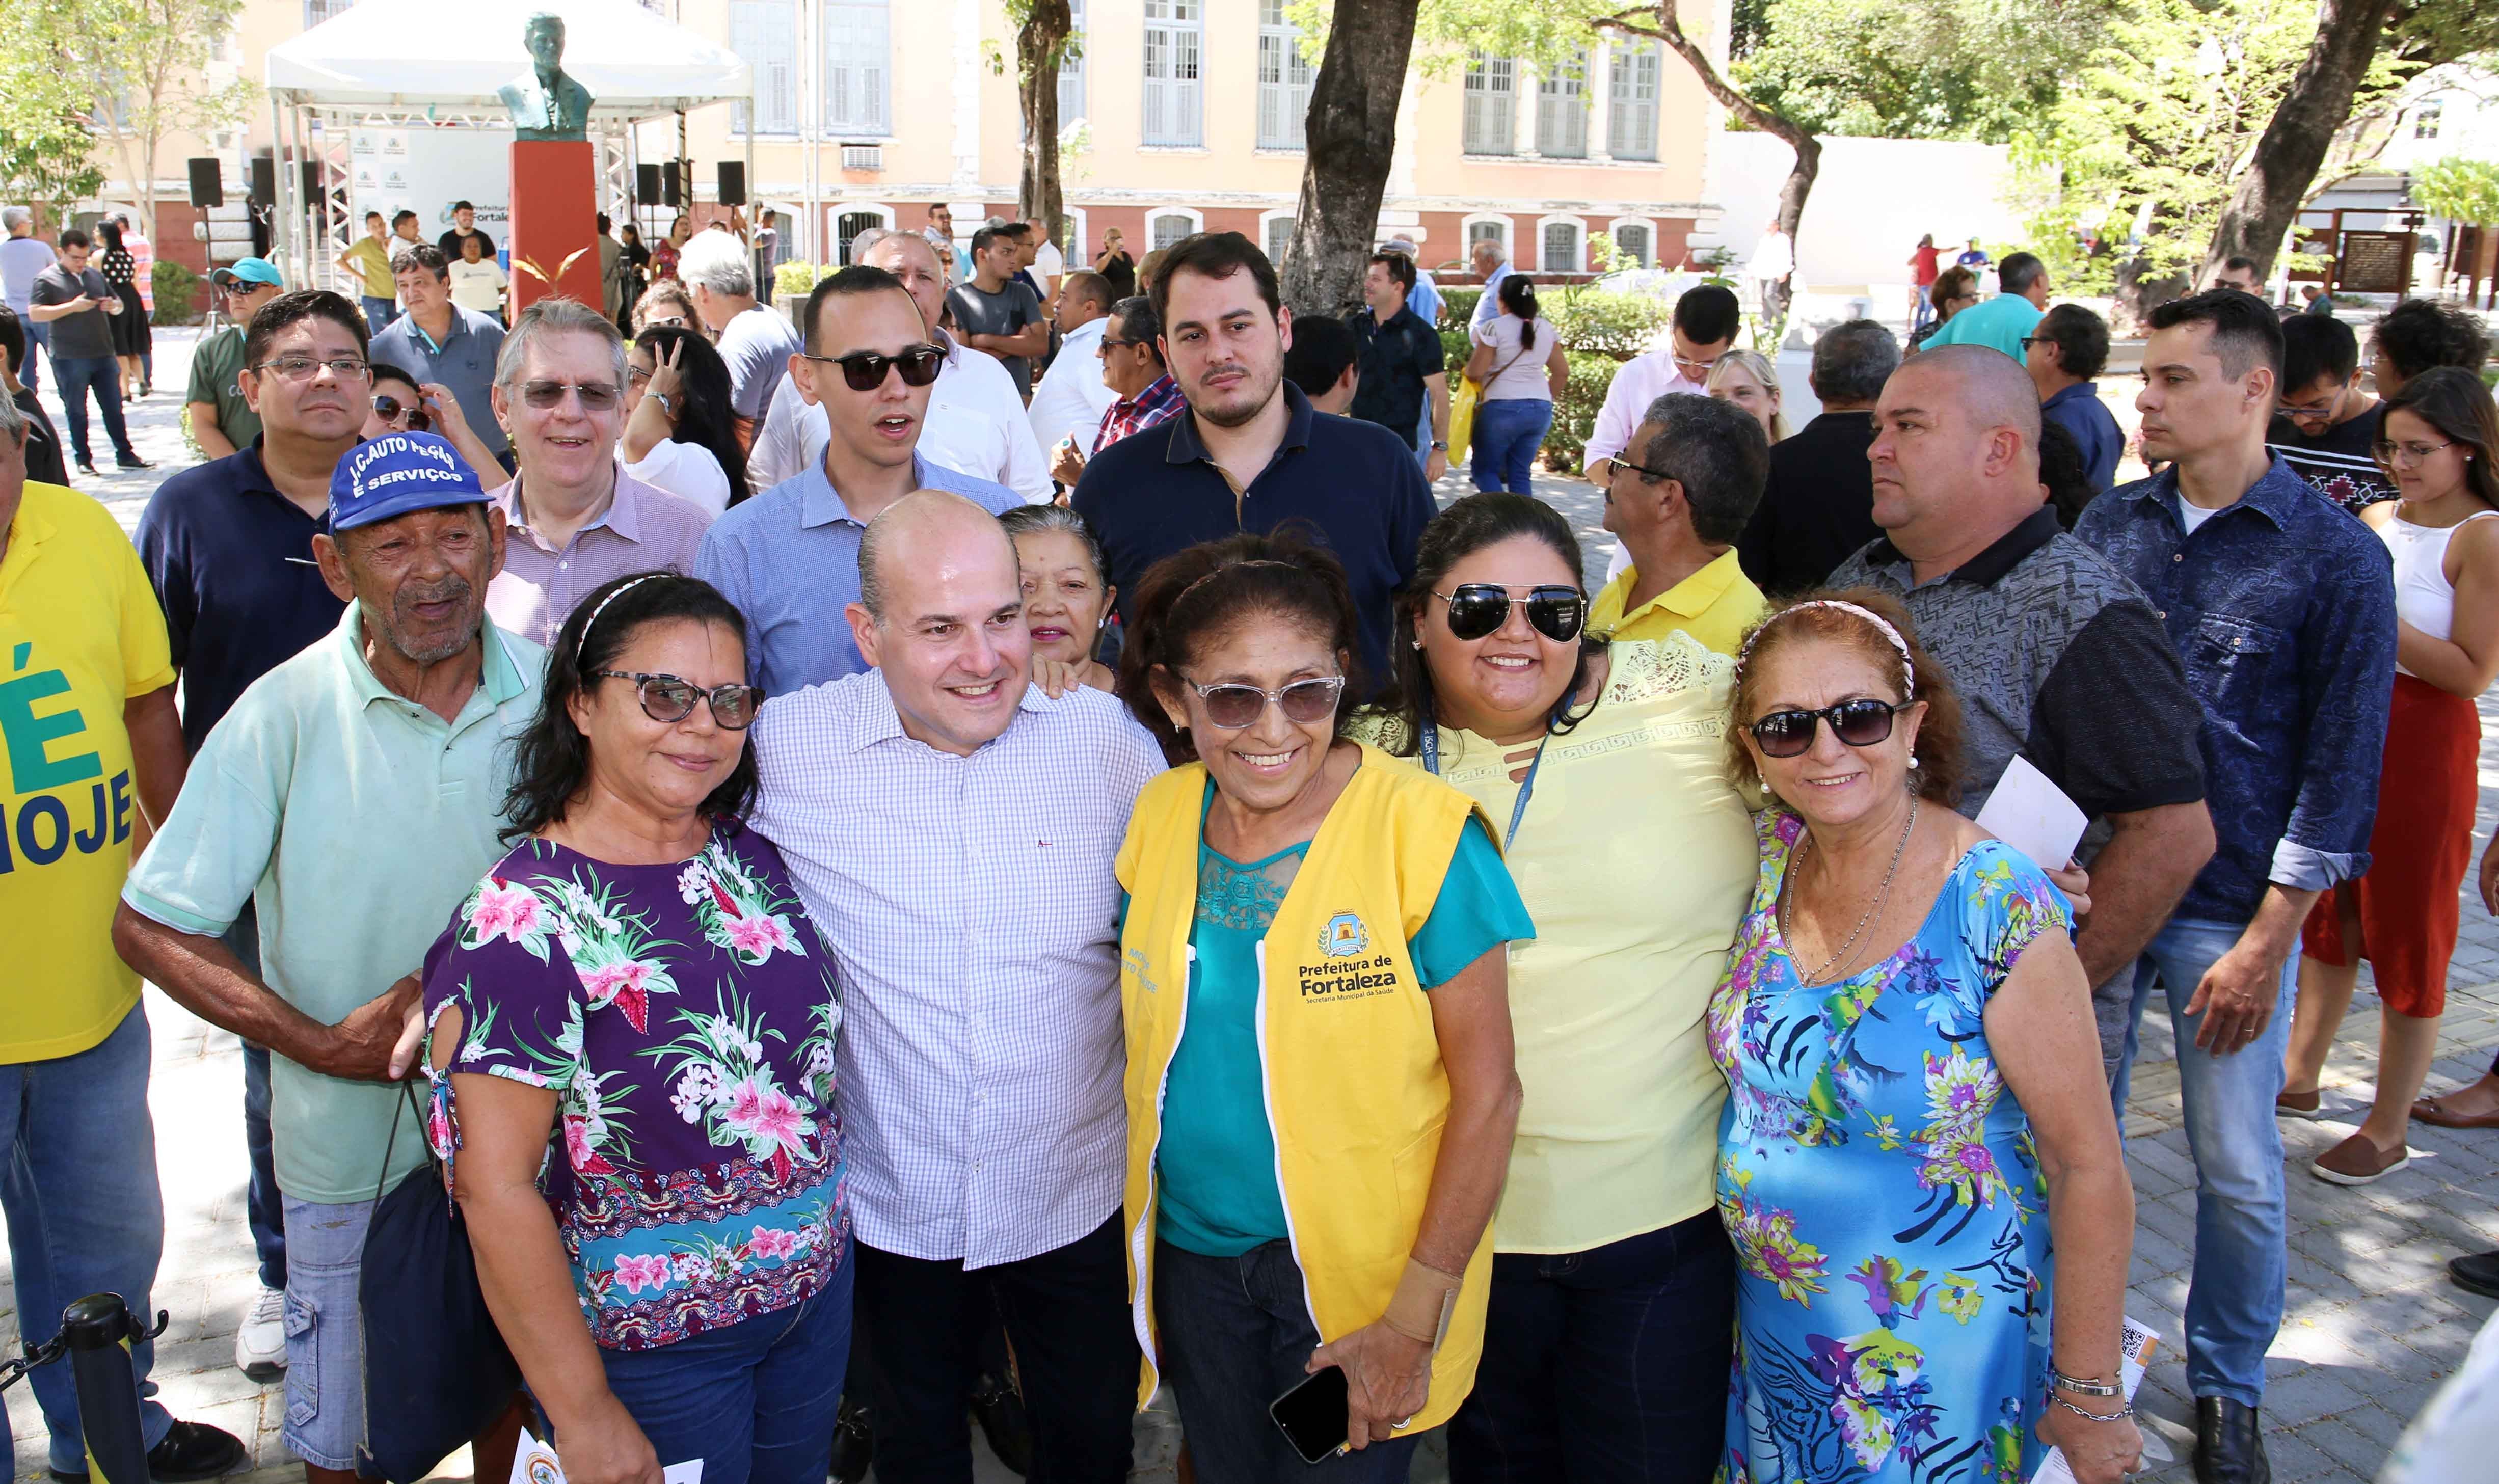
left=1430, top=440, right=1448, bottom=451
left=651, top=391, right=677, bottom=416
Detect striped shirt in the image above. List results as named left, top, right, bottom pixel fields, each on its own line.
left=485, top=465, right=715, bottom=649
left=747, top=674, right=1165, bottom=1267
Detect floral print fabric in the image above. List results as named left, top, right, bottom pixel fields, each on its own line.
left=421, top=824, right=846, bottom=1351
left=1708, top=811, right=2070, bottom=1483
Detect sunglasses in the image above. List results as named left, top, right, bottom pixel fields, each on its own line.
left=1748, top=698, right=1905, bottom=759
left=801, top=344, right=945, bottom=392
left=589, top=670, right=764, bottom=730
left=519, top=380, right=623, bottom=411
left=1180, top=674, right=1346, bottom=731
left=370, top=393, right=429, bottom=431
left=1435, top=584, right=1586, bottom=643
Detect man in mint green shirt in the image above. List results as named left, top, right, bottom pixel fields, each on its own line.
left=1921, top=250, right=2051, bottom=361
left=116, top=432, right=542, bottom=1480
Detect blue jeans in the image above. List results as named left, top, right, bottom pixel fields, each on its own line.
left=2108, top=915, right=2296, bottom=1407
left=21, top=317, right=46, bottom=392
left=52, top=353, right=136, bottom=466
left=360, top=296, right=398, bottom=335
left=1447, top=1210, right=1733, bottom=1483
left=222, top=903, right=286, bottom=1290
left=280, top=1195, right=376, bottom=1471
left=0, top=1004, right=178, bottom=1473
left=598, top=1262, right=854, bottom=1484
left=1469, top=399, right=1553, bottom=494
left=1154, top=1239, right=1423, bottom=1484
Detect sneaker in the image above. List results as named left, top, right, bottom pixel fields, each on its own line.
left=2311, top=1131, right=2409, bottom=1185
left=2275, top=1088, right=2323, bottom=1119
left=234, top=1285, right=286, bottom=1382
left=48, top=1419, right=246, bottom=1483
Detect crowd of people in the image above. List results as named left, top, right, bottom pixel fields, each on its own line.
left=1, top=197, right=2496, bottom=1484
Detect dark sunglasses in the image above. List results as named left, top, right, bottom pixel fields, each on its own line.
left=520, top=380, right=623, bottom=411
left=590, top=670, right=765, bottom=730
left=370, top=393, right=429, bottom=431
left=1748, top=698, right=1904, bottom=759
left=1436, top=584, right=1586, bottom=643
left=1181, top=675, right=1346, bottom=731
left=801, top=344, right=945, bottom=392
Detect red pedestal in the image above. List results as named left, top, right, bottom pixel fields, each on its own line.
left=506, top=140, right=602, bottom=315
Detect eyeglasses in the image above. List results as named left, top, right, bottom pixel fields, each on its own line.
left=1748, top=698, right=1905, bottom=759
left=1099, top=338, right=1147, bottom=352
left=1179, top=674, right=1346, bottom=731
left=2374, top=438, right=2457, bottom=467
left=370, top=393, right=429, bottom=431
left=1435, top=584, right=1586, bottom=643
left=254, top=356, right=370, bottom=382
left=2017, top=336, right=2052, bottom=353
left=1592, top=453, right=1672, bottom=485
left=627, top=365, right=653, bottom=385
left=519, top=380, right=623, bottom=411
left=1671, top=352, right=1724, bottom=379
left=800, top=345, right=945, bottom=392
left=2278, top=389, right=2346, bottom=425
left=588, top=670, right=765, bottom=730
left=641, top=314, right=690, bottom=329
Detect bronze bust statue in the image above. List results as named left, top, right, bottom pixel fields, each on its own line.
left=499, top=12, right=594, bottom=141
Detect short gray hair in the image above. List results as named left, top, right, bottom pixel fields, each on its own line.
left=677, top=228, right=754, bottom=299
left=1472, top=236, right=1508, bottom=264
left=0, top=382, right=24, bottom=446
left=495, top=296, right=627, bottom=393
left=1811, top=319, right=1901, bottom=405
left=850, top=227, right=890, bottom=262
left=1, top=206, right=29, bottom=233
left=1636, top=393, right=1771, bottom=545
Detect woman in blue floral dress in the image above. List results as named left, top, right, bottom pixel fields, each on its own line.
left=422, top=574, right=847, bottom=1484
left=1707, top=593, right=2140, bottom=1484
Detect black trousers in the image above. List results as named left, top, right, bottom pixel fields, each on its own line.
left=853, top=1212, right=1138, bottom=1483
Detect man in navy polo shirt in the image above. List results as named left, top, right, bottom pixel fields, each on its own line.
left=1071, top=232, right=1436, bottom=692
left=133, top=287, right=362, bottom=1383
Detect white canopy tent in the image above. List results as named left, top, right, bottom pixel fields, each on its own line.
left=261, top=0, right=752, bottom=291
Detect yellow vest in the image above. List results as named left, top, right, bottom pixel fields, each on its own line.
left=1115, top=745, right=1498, bottom=1433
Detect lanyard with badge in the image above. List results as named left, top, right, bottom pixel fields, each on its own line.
left=1416, top=699, right=1563, bottom=851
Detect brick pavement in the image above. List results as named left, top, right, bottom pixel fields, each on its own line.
left=5, top=337, right=2494, bottom=1484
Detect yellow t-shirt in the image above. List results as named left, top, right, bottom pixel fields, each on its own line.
left=1356, top=635, right=1757, bottom=1252
left=341, top=236, right=395, bottom=299
left=0, top=482, right=175, bottom=1063
left=1587, top=547, right=1768, bottom=657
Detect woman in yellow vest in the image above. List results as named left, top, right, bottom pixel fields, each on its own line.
left=1356, top=493, right=1753, bottom=1481
left=1112, top=530, right=1533, bottom=1480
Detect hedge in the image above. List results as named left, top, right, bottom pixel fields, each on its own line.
left=151, top=261, right=204, bottom=326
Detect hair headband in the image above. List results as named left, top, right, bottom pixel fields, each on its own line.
left=575, top=574, right=666, bottom=665
left=1737, top=599, right=1916, bottom=696
left=1170, top=558, right=1299, bottom=611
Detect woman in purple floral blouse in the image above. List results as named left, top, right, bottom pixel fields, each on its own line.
left=421, top=573, right=846, bottom=1484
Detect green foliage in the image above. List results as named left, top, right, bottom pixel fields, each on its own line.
left=1543, top=350, right=1619, bottom=471
left=772, top=260, right=822, bottom=298
left=1733, top=0, right=2115, bottom=143
left=150, top=258, right=200, bottom=325
left=0, top=2, right=105, bottom=207
left=2415, top=158, right=2499, bottom=229
left=1549, top=287, right=1674, bottom=361
left=1440, top=288, right=1482, bottom=327
left=1440, top=322, right=1470, bottom=371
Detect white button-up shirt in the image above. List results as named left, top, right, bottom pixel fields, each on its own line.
left=1025, top=315, right=1116, bottom=456
left=1582, top=348, right=1708, bottom=471
left=748, top=674, right=1164, bottom=1267
left=748, top=329, right=1053, bottom=503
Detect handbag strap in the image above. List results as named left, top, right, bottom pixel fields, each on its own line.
left=368, top=1077, right=435, bottom=1208
left=1473, top=321, right=1535, bottom=387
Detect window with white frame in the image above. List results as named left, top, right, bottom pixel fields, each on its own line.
left=1542, top=219, right=1581, bottom=273
left=1263, top=213, right=1296, bottom=264
left=1536, top=49, right=1588, bottom=158
left=822, top=1, right=890, bottom=135
left=730, top=0, right=799, bottom=135
left=304, top=0, right=353, bottom=24
left=1466, top=218, right=1511, bottom=259
left=1612, top=221, right=1651, bottom=268
left=1607, top=38, right=1660, bottom=160
left=832, top=208, right=889, bottom=264
left=1150, top=210, right=1200, bottom=251
left=1463, top=53, right=1517, bottom=156
left=1257, top=0, right=1314, bottom=150
left=2414, top=99, right=2443, bottom=140
left=1059, top=0, right=1087, bottom=125
left=1143, top=0, right=1204, bottom=147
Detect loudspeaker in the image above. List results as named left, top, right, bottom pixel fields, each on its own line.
left=249, top=156, right=275, bottom=208
left=661, top=160, right=682, bottom=208
left=717, top=161, right=746, bottom=207
left=187, top=158, right=223, bottom=208
left=636, top=162, right=661, bottom=205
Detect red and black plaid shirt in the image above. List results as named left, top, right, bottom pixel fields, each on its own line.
left=1091, top=374, right=1185, bottom=455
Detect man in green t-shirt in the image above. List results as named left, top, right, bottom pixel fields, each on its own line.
left=184, top=259, right=282, bottom=460
left=335, top=212, right=397, bottom=334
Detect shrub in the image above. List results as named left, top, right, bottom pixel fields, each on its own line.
left=1549, top=288, right=1671, bottom=362
left=1542, top=350, right=1619, bottom=471
left=1440, top=323, right=1470, bottom=373
left=1439, top=287, right=1481, bottom=328
left=772, top=259, right=821, bottom=299
left=151, top=260, right=204, bottom=326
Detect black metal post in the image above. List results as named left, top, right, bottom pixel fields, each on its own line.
left=57, top=1294, right=152, bottom=1484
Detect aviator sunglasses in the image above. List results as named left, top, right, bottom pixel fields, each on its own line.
left=1435, top=584, right=1587, bottom=643
left=589, top=670, right=765, bottom=730
left=1748, top=698, right=1906, bottom=758
left=370, top=393, right=429, bottom=431
left=800, top=344, right=946, bottom=393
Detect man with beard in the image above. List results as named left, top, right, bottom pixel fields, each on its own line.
left=1070, top=231, right=1435, bottom=691
left=115, top=432, right=542, bottom=1484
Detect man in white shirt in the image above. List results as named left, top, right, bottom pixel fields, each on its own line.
left=748, top=230, right=1050, bottom=502
left=679, top=226, right=800, bottom=451
left=749, top=488, right=1161, bottom=1484
left=1026, top=271, right=1117, bottom=466
left=1028, top=219, right=1064, bottom=300
left=1581, top=283, right=1740, bottom=475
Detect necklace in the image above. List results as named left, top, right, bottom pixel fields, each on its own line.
left=1780, top=798, right=1920, bottom=986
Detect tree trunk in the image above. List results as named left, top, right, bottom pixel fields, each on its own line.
left=1279, top=0, right=1422, bottom=320
left=1015, top=0, right=1071, bottom=248
left=1615, top=2, right=1819, bottom=331
left=2202, top=0, right=2398, bottom=281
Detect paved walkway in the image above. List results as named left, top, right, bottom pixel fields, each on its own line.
left=4, top=336, right=2494, bottom=1484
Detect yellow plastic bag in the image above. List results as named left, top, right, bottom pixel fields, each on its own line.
left=1449, top=372, right=1480, bottom=460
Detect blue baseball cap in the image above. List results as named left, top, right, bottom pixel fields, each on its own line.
left=211, top=256, right=284, bottom=289
left=330, top=432, right=488, bottom=531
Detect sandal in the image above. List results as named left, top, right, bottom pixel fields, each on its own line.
left=2410, top=1095, right=2499, bottom=1129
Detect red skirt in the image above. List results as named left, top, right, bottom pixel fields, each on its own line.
left=2301, top=673, right=2482, bottom=1016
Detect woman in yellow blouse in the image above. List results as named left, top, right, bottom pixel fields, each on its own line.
left=1361, top=493, right=1755, bottom=1483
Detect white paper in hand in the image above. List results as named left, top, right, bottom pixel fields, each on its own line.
left=2030, top=1317, right=2160, bottom=1483
left=510, top=1428, right=702, bottom=1484
left=1974, top=755, right=2089, bottom=874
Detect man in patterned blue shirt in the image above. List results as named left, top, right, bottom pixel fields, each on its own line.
left=2076, top=289, right=2395, bottom=1484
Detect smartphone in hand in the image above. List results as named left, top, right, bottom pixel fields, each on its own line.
left=1270, top=1365, right=1350, bottom=1465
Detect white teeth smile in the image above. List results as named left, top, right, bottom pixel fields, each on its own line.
left=951, top=681, right=1000, bottom=697
left=1240, top=751, right=1293, bottom=767
left=1485, top=656, right=1532, bottom=668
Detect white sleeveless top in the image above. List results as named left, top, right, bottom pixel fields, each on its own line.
left=2383, top=508, right=2499, bottom=677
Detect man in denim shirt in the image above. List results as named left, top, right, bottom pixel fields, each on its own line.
left=2076, top=290, right=2395, bottom=1484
